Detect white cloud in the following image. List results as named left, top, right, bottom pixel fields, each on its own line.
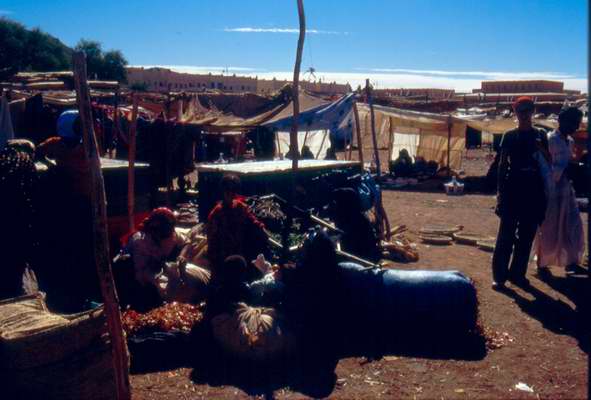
left=133, top=65, right=588, bottom=93
left=365, top=68, right=577, bottom=80
left=135, top=65, right=262, bottom=74
left=0, top=9, right=13, bottom=15
left=224, top=27, right=345, bottom=35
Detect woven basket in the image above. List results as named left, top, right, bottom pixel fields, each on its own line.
left=0, top=294, right=122, bottom=400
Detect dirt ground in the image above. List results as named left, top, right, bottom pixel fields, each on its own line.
left=131, top=150, right=589, bottom=399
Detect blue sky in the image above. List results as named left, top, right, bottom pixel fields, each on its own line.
left=2, top=0, right=588, bottom=91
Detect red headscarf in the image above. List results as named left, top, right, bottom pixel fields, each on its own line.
left=121, top=207, right=177, bottom=246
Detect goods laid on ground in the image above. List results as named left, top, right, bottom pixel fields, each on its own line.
left=381, top=236, right=419, bottom=262
left=338, top=262, right=478, bottom=348
left=0, top=293, right=123, bottom=400
left=122, top=302, right=204, bottom=336
left=477, top=240, right=495, bottom=252
left=211, top=303, right=296, bottom=362
left=452, top=232, right=495, bottom=246
left=176, top=202, right=199, bottom=227
left=156, top=262, right=211, bottom=304
left=419, top=224, right=463, bottom=236
left=247, top=196, right=287, bottom=232
left=419, top=234, right=453, bottom=245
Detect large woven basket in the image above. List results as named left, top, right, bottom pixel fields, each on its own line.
left=0, top=293, right=123, bottom=400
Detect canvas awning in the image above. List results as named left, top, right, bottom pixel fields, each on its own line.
left=354, top=103, right=466, bottom=170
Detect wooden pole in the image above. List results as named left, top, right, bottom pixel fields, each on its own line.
left=447, top=116, right=452, bottom=177
left=127, top=93, right=139, bottom=231
left=72, top=52, right=131, bottom=400
left=315, top=129, right=329, bottom=159
left=365, top=79, right=381, bottom=178
left=365, top=79, right=385, bottom=239
left=290, top=0, right=306, bottom=172
left=387, top=116, right=394, bottom=171
left=353, top=101, right=364, bottom=168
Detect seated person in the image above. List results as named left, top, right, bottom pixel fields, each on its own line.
left=412, top=156, right=428, bottom=177
left=301, top=145, right=315, bottom=160
left=206, top=174, right=269, bottom=282
left=330, top=188, right=381, bottom=263
left=206, top=255, right=253, bottom=317
left=324, top=146, right=337, bottom=160
left=390, top=148, right=413, bottom=177
left=125, top=207, right=209, bottom=304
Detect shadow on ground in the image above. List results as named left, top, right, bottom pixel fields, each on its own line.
left=128, top=325, right=487, bottom=398
left=499, top=272, right=590, bottom=354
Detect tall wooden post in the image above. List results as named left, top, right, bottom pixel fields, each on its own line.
left=365, top=79, right=381, bottom=178
left=72, top=52, right=131, bottom=400
left=353, top=101, right=364, bottom=168
left=365, top=79, right=386, bottom=239
left=447, top=116, right=452, bottom=176
left=127, top=93, right=139, bottom=231
left=290, top=0, right=306, bottom=172
left=387, top=116, right=394, bottom=170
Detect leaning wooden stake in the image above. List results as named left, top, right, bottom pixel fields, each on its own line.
left=365, top=79, right=387, bottom=240
left=290, top=0, right=306, bottom=172
left=353, top=101, right=364, bottom=168
left=365, top=79, right=381, bottom=178
left=72, top=52, right=131, bottom=400
left=446, top=116, right=452, bottom=177
left=127, top=93, right=139, bottom=231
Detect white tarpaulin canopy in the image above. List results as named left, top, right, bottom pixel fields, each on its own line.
left=276, top=130, right=331, bottom=159
left=354, top=103, right=466, bottom=170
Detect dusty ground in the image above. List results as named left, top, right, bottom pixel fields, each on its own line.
left=131, top=150, right=589, bottom=399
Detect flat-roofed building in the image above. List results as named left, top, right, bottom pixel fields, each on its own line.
left=374, top=88, right=455, bottom=99
left=478, top=80, right=564, bottom=94
left=127, top=67, right=257, bottom=93
left=126, top=67, right=351, bottom=95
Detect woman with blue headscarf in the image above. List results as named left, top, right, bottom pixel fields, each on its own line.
left=36, top=109, right=99, bottom=311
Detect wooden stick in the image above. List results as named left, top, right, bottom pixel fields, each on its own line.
left=365, top=79, right=386, bottom=239
left=366, top=79, right=381, bottom=178
left=72, top=52, right=130, bottom=400
left=315, top=129, right=328, bottom=159
left=290, top=0, right=306, bottom=172
left=353, top=101, right=364, bottom=168
left=387, top=116, right=394, bottom=172
left=447, top=115, right=452, bottom=177
left=127, top=93, right=139, bottom=231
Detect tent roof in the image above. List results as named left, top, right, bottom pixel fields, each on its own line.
left=178, top=87, right=329, bottom=132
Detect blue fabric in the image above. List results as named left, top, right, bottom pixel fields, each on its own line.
left=56, top=109, right=80, bottom=139
left=263, top=93, right=356, bottom=150
left=337, top=262, right=478, bottom=332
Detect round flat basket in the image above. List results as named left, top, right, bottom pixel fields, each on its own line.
left=419, top=224, right=463, bottom=237
left=477, top=240, right=495, bottom=252
left=420, top=234, right=453, bottom=245
left=453, top=233, right=495, bottom=246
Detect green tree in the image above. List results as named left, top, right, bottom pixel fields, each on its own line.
left=103, top=50, right=128, bottom=82
left=0, top=18, right=71, bottom=79
left=129, top=82, right=148, bottom=91
left=74, top=39, right=128, bottom=82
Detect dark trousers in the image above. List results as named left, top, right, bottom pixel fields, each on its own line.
left=492, top=214, right=538, bottom=283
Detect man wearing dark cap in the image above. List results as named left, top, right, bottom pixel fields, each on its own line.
left=492, top=97, right=549, bottom=289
